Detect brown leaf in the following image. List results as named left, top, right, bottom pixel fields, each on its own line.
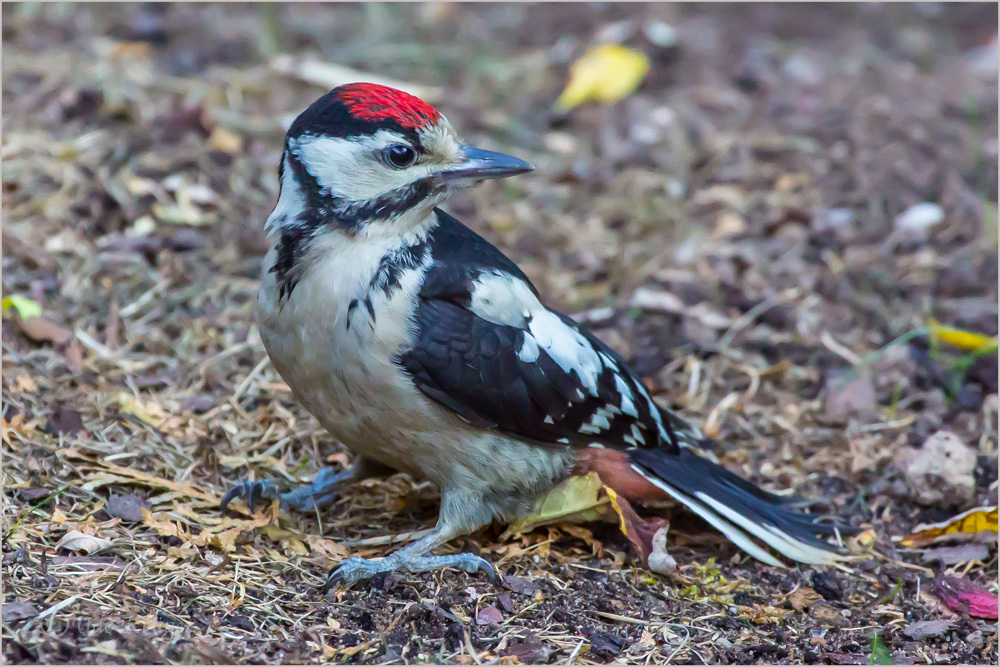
left=105, top=493, right=151, bottom=522
left=500, top=637, right=552, bottom=664
left=476, top=605, right=503, bottom=626
left=2, top=601, right=38, bottom=623
left=903, top=619, right=951, bottom=639
left=787, top=586, right=823, bottom=612
left=739, top=603, right=793, bottom=624
left=2, top=232, right=56, bottom=270
left=605, top=487, right=672, bottom=572
left=503, top=576, right=539, bottom=597
left=18, top=316, right=73, bottom=345
left=810, top=601, right=847, bottom=627
left=823, top=370, right=876, bottom=421
left=46, top=408, right=85, bottom=436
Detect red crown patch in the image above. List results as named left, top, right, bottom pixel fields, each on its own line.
left=336, top=83, right=441, bottom=130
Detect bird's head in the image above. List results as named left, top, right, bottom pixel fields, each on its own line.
left=267, top=82, right=533, bottom=239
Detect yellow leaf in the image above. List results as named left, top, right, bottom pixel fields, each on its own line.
left=897, top=505, right=998, bottom=547
left=555, top=44, right=650, bottom=112
left=117, top=392, right=167, bottom=428
left=1, top=295, right=42, bottom=320
left=928, top=319, right=998, bottom=352
left=503, top=472, right=610, bottom=535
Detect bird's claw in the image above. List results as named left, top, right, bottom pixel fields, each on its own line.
left=219, top=479, right=281, bottom=513
left=321, top=553, right=496, bottom=593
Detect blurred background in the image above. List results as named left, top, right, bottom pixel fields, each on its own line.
left=2, top=3, right=998, bottom=665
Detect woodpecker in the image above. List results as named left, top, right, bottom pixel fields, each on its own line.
left=221, top=83, right=852, bottom=589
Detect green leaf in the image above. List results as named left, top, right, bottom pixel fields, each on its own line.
left=1, top=295, right=42, bottom=320
left=869, top=633, right=893, bottom=665
left=503, top=472, right=610, bottom=535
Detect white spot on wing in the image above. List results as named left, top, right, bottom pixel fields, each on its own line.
left=469, top=273, right=534, bottom=328
left=529, top=311, right=603, bottom=395
left=517, top=335, right=540, bottom=362
left=543, top=415, right=554, bottom=425
left=614, top=375, right=638, bottom=417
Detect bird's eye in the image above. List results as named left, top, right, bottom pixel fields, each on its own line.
left=384, top=144, right=416, bottom=169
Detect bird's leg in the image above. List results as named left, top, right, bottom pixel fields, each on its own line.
left=220, top=457, right=392, bottom=513
left=323, top=485, right=496, bottom=590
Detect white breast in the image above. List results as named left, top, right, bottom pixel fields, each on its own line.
left=257, top=230, right=434, bottom=471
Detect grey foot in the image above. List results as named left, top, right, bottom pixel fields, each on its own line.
left=220, top=467, right=353, bottom=513
left=322, top=553, right=496, bottom=592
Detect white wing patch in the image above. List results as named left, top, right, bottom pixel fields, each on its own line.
left=517, top=336, right=540, bottom=362
left=614, top=374, right=638, bottom=417
left=469, top=271, right=605, bottom=396
left=527, top=309, right=603, bottom=395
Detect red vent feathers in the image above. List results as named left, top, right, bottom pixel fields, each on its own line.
left=336, top=83, right=441, bottom=129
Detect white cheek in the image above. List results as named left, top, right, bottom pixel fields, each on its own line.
left=293, top=131, right=428, bottom=202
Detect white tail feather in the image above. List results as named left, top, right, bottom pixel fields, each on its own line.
left=696, top=492, right=851, bottom=565
left=632, top=465, right=784, bottom=567
left=632, top=465, right=848, bottom=567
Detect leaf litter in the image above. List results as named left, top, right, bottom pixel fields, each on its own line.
left=2, top=3, right=997, bottom=664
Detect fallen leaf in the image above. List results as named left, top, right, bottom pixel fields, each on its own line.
left=823, top=370, right=876, bottom=421
left=117, top=393, right=167, bottom=428
left=898, top=505, right=998, bottom=547
left=928, top=319, right=998, bottom=352
left=903, top=619, right=951, bottom=639
left=105, top=493, right=151, bottom=522
left=55, top=529, right=112, bottom=554
left=503, top=473, right=610, bottom=535
left=476, top=605, right=503, bottom=626
left=2, top=600, right=38, bottom=623
left=503, top=576, right=540, bottom=597
left=1, top=295, right=42, bottom=319
left=208, top=127, right=242, bottom=154
left=868, top=633, right=893, bottom=665
left=934, top=575, right=998, bottom=619
left=499, top=638, right=553, bottom=664
left=810, top=601, right=846, bottom=627
left=46, top=408, right=85, bottom=436
left=920, top=543, right=992, bottom=565
left=59, top=451, right=221, bottom=504
left=605, top=486, right=672, bottom=572
left=739, top=603, right=793, bottom=624
left=787, top=586, right=823, bottom=612
left=19, top=316, right=75, bottom=345
left=900, top=431, right=977, bottom=506
left=581, top=626, right=626, bottom=657
left=555, top=44, right=650, bottom=111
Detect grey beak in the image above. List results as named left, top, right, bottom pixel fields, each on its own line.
left=441, top=147, right=534, bottom=183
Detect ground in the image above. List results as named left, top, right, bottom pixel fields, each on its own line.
left=2, top=3, right=998, bottom=665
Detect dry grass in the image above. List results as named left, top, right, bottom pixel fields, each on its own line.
left=2, top=3, right=998, bottom=664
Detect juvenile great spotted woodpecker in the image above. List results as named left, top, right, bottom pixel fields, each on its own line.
left=221, top=83, right=852, bottom=588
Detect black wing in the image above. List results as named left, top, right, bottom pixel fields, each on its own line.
left=398, top=210, right=699, bottom=451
